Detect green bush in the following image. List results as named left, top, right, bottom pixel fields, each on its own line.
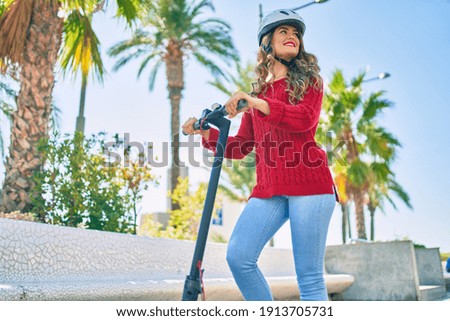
left=31, top=132, right=156, bottom=233
left=139, top=177, right=223, bottom=241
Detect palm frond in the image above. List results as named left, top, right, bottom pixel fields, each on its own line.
left=370, top=162, right=392, bottom=182
left=59, top=10, right=104, bottom=82
left=384, top=193, right=398, bottom=211
left=0, top=0, right=15, bottom=16
left=207, top=79, right=233, bottom=96
left=192, top=52, right=226, bottom=79
left=0, top=0, right=33, bottom=70
left=50, top=100, right=62, bottom=131
left=108, top=29, right=153, bottom=56
left=347, top=159, right=370, bottom=187
left=360, top=124, right=401, bottom=161
left=108, top=30, right=160, bottom=73
left=147, top=60, right=163, bottom=91
left=208, top=60, right=256, bottom=96
left=188, top=23, right=238, bottom=63
left=361, top=91, right=393, bottom=121
left=137, top=51, right=160, bottom=78
left=350, top=71, right=366, bottom=88
left=115, top=0, right=140, bottom=26
left=387, top=179, right=413, bottom=209
left=327, top=69, right=347, bottom=93
left=190, top=0, right=214, bottom=14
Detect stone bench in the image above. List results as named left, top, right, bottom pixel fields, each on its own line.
left=0, top=218, right=354, bottom=301
left=325, top=241, right=447, bottom=301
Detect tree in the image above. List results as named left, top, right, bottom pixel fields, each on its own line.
left=108, top=0, right=239, bottom=209
left=139, top=176, right=208, bottom=240
left=320, top=69, right=409, bottom=241
left=59, top=9, right=104, bottom=134
left=366, top=161, right=412, bottom=241
left=356, top=86, right=412, bottom=241
left=0, top=67, right=61, bottom=159
left=0, top=0, right=139, bottom=212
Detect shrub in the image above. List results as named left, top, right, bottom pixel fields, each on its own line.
left=139, top=177, right=223, bottom=241
left=31, top=132, right=156, bottom=233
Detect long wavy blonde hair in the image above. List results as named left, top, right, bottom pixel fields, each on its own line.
left=253, top=30, right=323, bottom=104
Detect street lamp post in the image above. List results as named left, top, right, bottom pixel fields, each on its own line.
left=291, top=0, right=330, bottom=11
left=259, top=0, right=329, bottom=22
left=362, top=72, right=391, bottom=83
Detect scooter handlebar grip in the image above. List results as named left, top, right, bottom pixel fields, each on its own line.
left=182, top=99, right=247, bottom=135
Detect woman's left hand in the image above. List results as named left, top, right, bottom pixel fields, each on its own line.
left=224, top=92, right=252, bottom=118
left=224, top=92, right=270, bottom=118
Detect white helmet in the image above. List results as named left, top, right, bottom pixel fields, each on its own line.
left=258, top=9, right=306, bottom=46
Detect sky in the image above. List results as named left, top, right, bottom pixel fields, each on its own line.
left=44, top=0, right=450, bottom=252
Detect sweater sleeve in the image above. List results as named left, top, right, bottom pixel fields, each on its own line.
left=255, top=86, right=323, bottom=133
left=201, top=111, right=255, bottom=159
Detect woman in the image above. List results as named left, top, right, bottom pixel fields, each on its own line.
left=182, top=9, right=338, bottom=301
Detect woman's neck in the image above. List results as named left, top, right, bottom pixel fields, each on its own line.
left=273, top=60, right=288, bottom=80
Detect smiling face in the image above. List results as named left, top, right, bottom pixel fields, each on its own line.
left=271, top=25, right=301, bottom=61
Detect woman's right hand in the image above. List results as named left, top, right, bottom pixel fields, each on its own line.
left=182, top=117, right=210, bottom=139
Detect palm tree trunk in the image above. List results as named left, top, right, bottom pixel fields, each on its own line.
left=369, top=206, right=375, bottom=241
left=353, top=189, right=367, bottom=240
left=345, top=132, right=366, bottom=240
left=0, top=0, right=63, bottom=213
left=75, top=75, right=87, bottom=134
left=347, top=204, right=352, bottom=239
left=341, top=202, right=347, bottom=244
left=164, top=40, right=183, bottom=211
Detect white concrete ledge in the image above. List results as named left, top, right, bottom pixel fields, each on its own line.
left=0, top=218, right=354, bottom=301
left=0, top=275, right=355, bottom=301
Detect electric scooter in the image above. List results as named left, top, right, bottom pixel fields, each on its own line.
left=181, top=99, right=247, bottom=301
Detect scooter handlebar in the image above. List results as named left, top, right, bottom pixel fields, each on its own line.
left=182, top=99, right=247, bottom=136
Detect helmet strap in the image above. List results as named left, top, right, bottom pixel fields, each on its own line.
left=274, top=56, right=296, bottom=69
left=262, top=40, right=297, bottom=69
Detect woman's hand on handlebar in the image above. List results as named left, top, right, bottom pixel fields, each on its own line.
left=182, top=117, right=210, bottom=139
left=225, top=92, right=251, bottom=118
left=225, top=92, right=270, bottom=118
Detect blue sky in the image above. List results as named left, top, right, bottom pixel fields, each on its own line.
left=48, top=0, right=450, bottom=252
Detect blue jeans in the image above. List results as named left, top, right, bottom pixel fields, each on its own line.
left=226, top=194, right=336, bottom=301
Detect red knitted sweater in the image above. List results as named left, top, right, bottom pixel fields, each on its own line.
left=202, top=78, right=335, bottom=200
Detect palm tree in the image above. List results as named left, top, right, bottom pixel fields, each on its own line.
left=0, top=0, right=139, bottom=212
left=357, top=88, right=411, bottom=241
left=366, top=161, right=412, bottom=241
left=108, top=0, right=239, bottom=209
left=320, top=70, right=367, bottom=239
left=321, top=69, right=407, bottom=240
left=59, top=10, right=104, bottom=134
left=1, top=68, right=61, bottom=155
